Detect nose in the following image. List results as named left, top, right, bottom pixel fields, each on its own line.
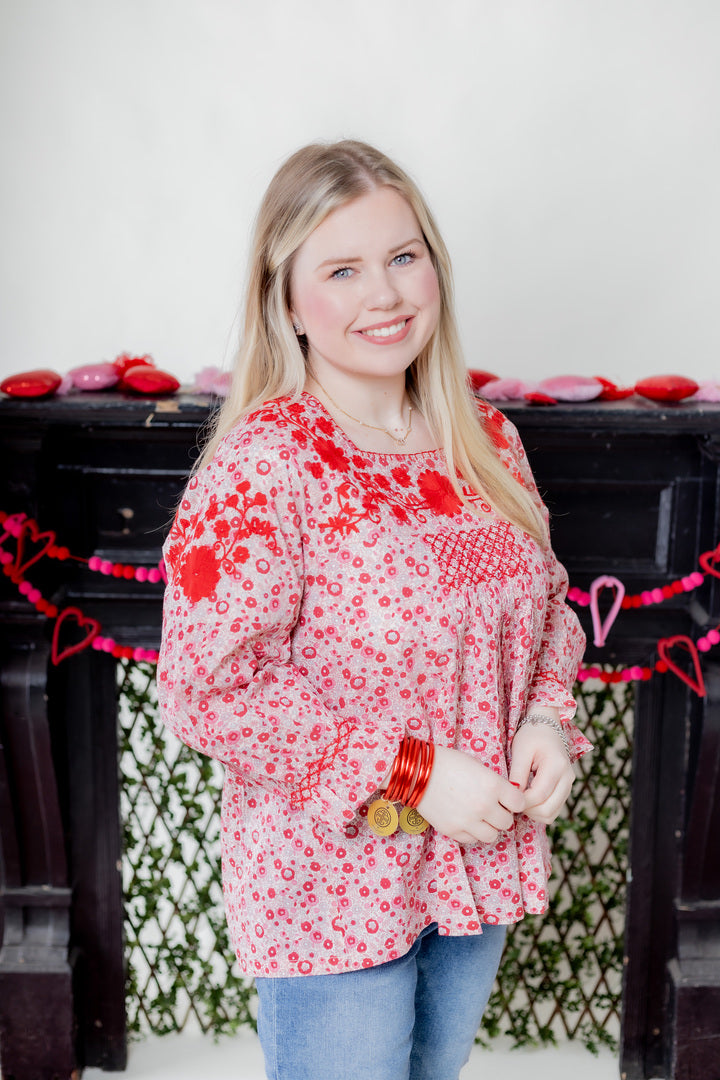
left=364, top=267, right=401, bottom=310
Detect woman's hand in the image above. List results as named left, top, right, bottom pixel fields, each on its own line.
left=416, top=746, right=526, bottom=845
left=509, top=721, right=575, bottom=825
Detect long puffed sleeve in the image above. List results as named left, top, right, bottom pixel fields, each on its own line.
left=156, top=424, right=400, bottom=832
left=479, top=402, right=592, bottom=761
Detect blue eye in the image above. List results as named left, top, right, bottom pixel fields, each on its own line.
left=392, top=251, right=415, bottom=266
left=331, top=267, right=353, bottom=279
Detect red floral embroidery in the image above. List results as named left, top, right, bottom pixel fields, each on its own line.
left=477, top=400, right=511, bottom=452
left=417, top=470, right=462, bottom=516
left=315, top=416, right=335, bottom=437
left=167, top=478, right=278, bottom=603
left=176, top=544, right=221, bottom=603
left=315, top=438, right=352, bottom=472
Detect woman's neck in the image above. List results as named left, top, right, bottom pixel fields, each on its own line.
left=304, top=370, right=438, bottom=454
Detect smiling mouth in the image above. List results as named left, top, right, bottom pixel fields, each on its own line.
left=360, top=319, right=409, bottom=339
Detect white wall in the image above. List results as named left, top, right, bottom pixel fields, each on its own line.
left=1, top=0, right=719, bottom=388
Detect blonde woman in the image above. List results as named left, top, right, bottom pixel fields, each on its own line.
left=158, top=140, right=591, bottom=1080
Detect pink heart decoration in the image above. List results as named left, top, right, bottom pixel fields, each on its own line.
left=657, top=635, right=706, bottom=698
left=51, top=607, right=100, bottom=665
left=589, top=575, right=626, bottom=647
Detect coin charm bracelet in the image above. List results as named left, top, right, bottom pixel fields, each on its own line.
left=368, top=736, right=435, bottom=837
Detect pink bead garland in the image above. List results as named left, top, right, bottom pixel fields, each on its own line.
left=568, top=569, right=706, bottom=610
left=86, top=554, right=164, bottom=582
left=0, top=511, right=165, bottom=581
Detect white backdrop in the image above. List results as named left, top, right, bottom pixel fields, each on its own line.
left=1, top=0, right=719, bottom=388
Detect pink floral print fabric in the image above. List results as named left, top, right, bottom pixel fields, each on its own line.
left=157, top=393, right=590, bottom=977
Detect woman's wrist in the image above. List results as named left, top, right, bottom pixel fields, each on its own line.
left=515, top=712, right=571, bottom=758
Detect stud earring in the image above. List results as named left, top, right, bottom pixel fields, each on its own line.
left=293, top=323, right=304, bottom=335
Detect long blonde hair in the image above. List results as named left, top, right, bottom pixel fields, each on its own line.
left=197, top=140, right=547, bottom=544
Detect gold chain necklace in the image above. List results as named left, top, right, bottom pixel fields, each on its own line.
left=313, top=378, right=414, bottom=446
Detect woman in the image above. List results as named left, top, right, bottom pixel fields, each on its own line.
left=157, top=139, right=591, bottom=1080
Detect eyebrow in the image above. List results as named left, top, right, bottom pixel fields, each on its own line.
left=315, top=237, right=425, bottom=271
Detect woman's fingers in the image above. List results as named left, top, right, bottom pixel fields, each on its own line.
left=523, top=771, right=575, bottom=824
left=417, top=746, right=524, bottom=843
left=509, top=719, right=576, bottom=823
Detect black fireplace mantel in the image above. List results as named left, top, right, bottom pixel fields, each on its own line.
left=1, top=391, right=720, bottom=1079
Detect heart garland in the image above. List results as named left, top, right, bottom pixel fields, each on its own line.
left=2, top=506, right=720, bottom=688
left=0, top=509, right=160, bottom=665
left=51, top=607, right=100, bottom=665
left=13, top=520, right=57, bottom=580
left=589, top=575, right=625, bottom=647
left=657, top=635, right=706, bottom=698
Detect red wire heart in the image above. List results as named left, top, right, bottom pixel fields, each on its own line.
left=13, top=520, right=56, bottom=580
left=699, top=545, right=720, bottom=580
left=51, top=607, right=100, bottom=665
left=657, top=635, right=706, bottom=698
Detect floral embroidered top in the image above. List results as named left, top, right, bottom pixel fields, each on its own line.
left=157, top=392, right=590, bottom=978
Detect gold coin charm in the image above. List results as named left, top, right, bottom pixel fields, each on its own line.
left=367, top=799, right=399, bottom=837
left=399, top=806, right=430, bottom=835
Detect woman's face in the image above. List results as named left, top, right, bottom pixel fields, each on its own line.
left=289, top=186, right=441, bottom=386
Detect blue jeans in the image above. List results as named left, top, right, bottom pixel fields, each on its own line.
left=255, top=923, right=507, bottom=1080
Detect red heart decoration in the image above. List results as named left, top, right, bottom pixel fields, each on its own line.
left=594, top=376, right=635, bottom=401
left=525, top=391, right=558, bottom=406
left=113, top=352, right=156, bottom=376
left=635, top=375, right=699, bottom=402
left=468, top=369, right=498, bottom=391
left=120, top=366, right=179, bottom=395
left=699, top=546, right=720, bottom=579
left=51, top=607, right=100, bottom=665
left=657, top=635, right=706, bottom=697
left=0, top=368, right=62, bottom=398
left=12, top=520, right=57, bottom=580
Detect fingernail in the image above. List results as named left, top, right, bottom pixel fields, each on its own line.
left=510, top=781, right=521, bottom=788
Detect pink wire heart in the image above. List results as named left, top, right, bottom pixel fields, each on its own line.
left=589, top=575, right=626, bottom=647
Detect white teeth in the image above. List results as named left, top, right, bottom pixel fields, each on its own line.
left=362, top=320, right=406, bottom=338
